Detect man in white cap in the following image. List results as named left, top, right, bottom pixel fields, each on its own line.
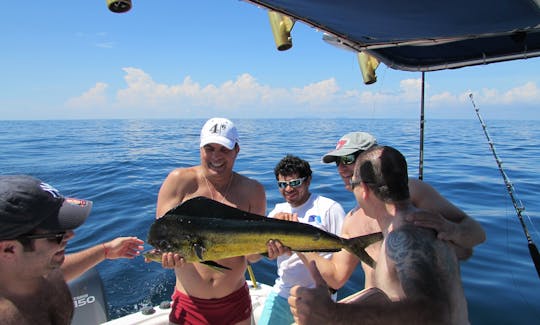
left=0, top=175, right=93, bottom=324
left=155, top=117, right=266, bottom=325
left=270, top=132, right=485, bottom=291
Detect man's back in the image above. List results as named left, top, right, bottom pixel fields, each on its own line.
left=375, top=220, right=469, bottom=324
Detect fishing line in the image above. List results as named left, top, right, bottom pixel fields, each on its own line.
left=468, top=93, right=540, bottom=279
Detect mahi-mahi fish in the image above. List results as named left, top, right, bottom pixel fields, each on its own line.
left=144, top=196, right=383, bottom=270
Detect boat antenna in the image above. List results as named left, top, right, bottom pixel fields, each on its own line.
left=469, top=93, right=540, bottom=278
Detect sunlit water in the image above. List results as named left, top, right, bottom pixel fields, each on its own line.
left=1, top=118, right=539, bottom=324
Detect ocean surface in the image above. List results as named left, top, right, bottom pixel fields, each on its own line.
left=1, top=118, right=539, bottom=324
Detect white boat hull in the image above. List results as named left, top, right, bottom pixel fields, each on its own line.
left=100, top=281, right=272, bottom=325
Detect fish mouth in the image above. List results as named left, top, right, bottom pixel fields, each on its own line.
left=142, top=248, right=163, bottom=257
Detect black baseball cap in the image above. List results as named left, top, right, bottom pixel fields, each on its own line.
left=0, top=175, right=92, bottom=240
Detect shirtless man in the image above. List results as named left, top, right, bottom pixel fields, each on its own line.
left=0, top=175, right=93, bottom=325
left=286, top=131, right=486, bottom=290
left=155, top=117, right=266, bottom=325
left=289, top=146, right=469, bottom=324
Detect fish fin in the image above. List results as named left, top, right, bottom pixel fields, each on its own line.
left=200, top=260, right=232, bottom=272
left=344, top=232, right=383, bottom=269
left=163, top=196, right=266, bottom=221
left=193, top=243, right=205, bottom=260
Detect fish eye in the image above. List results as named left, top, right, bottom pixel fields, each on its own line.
left=158, top=240, right=170, bottom=249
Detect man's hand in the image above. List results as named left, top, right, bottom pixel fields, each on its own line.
left=406, top=210, right=458, bottom=241
left=289, top=261, right=337, bottom=324
left=266, top=239, right=292, bottom=259
left=104, top=237, right=144, bottom=260
left=160, top=252, right=187, bottom=269
left=273, top=212, right=299, bottom=222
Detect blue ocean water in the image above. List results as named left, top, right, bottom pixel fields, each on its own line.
left=1, top=118, right=539, bottom=324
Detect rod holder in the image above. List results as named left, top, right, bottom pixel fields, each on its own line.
left=268, top=11, right=295, bottom=51
left=357, top=52, right=380, bottom=85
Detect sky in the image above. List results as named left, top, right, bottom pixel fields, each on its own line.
left=1, top=0, right=539, bottom=120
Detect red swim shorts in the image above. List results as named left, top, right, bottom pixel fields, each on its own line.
left=169, top=283, right=252, bottom=325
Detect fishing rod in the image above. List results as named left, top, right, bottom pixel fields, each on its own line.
left=469, top=93, right=540, bottom=278
left=418, top=72, right=425, bottom=180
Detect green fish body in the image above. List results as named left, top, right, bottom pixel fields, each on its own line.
left=145, top=197, right=382, bottom=269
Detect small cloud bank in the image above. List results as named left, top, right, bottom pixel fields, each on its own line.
left=65, top=82, right=108, bottom=107
left=65, top=68, right=539, bottom=119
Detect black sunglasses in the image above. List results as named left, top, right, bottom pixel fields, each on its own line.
left=335, top=151, right=361, bottom=167
left=349, top=178, right=362, bottom=190
left=17, top=232, right=67, bottom=245
left=277, top=177, right=307, bottom=189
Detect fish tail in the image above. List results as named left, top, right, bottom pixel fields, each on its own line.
left=344, top=232, right=383, bottom=269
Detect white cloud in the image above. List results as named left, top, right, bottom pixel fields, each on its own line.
left=291, top=78, right=339, bottom=104
left=473, top=82, right=540, bottom=104
left=430, top=91, right=459, bottom=105
left=399, top=78, right=423, bottom=102
left=64, top=68, right=538, bottom=118
left=65, top=82, right=108, bottom=108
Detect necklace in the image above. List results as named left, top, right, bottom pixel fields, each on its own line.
left=203, top=172, right=234, bottom=203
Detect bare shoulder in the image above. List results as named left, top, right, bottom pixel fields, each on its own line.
left=342, top=207, right=380, bottom=238
left=157, top=166, right=200, bottom=216
left=408, top=178, right=435, bottom=199
left=231, top=172, right=266, bottom=214
left=164, top=166, right=199, bottom=184
left=0, top=297, right=22, bottom=325
left=235, top=172, right=262, bottom=186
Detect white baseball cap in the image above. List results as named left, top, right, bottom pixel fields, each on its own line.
left=200, top=117, right=239, bottom=150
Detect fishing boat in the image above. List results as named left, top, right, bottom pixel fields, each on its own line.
left=68, top=267, right=273, bottom=324
left=67, top=0, right=540, bottom=323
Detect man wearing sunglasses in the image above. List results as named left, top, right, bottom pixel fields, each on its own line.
left=0, top=175, right=93, bottom=325
left=289, top=146, right=469, bottom=324
left=258, top=155, right=345, bottom=325
left=288, top=131, right=485, bottom=292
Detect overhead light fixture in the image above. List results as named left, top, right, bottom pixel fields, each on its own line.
left=357, top=52, right=380, bottom=85
left=268, top=11, right=295, bottom=51
left=106, top=0, right=132, bottom=13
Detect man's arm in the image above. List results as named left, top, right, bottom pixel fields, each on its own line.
left=289, top=260, right=444, bottom=325
left=296, top=211, right=361, bottom=289
left=408, top=178, right=486, bottom=252
left=156, top=169, right=186, bottom=218
left=290, top=227, right=451, bottom=325
left=62, top=237, right=144, bottom=282
left=297, top=250, right=359, bottom=290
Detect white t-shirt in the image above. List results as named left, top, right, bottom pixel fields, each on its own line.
left=268, top=194, right=345, bottom=298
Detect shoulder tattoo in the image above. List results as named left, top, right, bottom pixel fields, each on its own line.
left=385, top=226, right=448, bottom=301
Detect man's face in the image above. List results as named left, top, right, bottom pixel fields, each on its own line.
left=201, top=143, right=238, bottom=175
left=335, top=152, right=359, bottom=191
left=277, top=173, right=310, bottom=207
left=22, top=229, right=74, bottom=275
